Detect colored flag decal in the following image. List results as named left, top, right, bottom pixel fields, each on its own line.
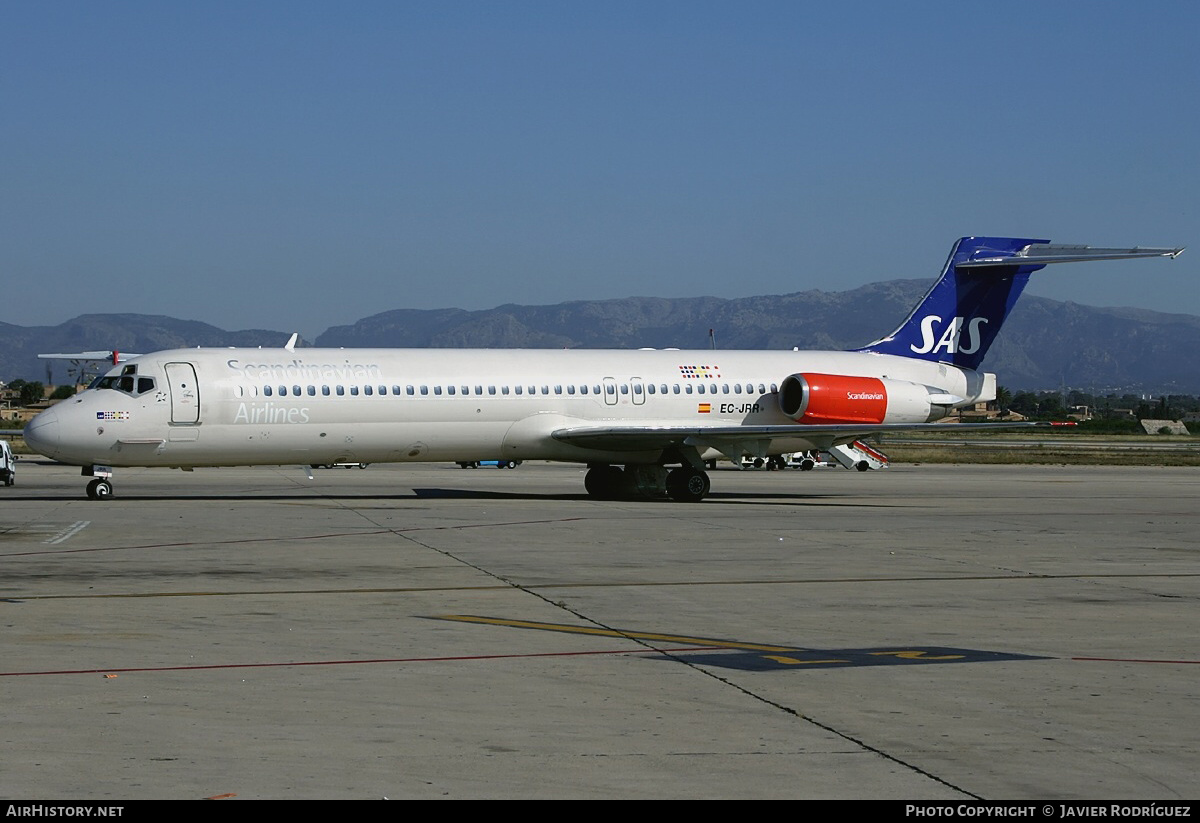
left=679, top=365, right=721, bottom=379
left=698, top=403, right=711, bottom=413
left=96, top=411, right=130, bottom=420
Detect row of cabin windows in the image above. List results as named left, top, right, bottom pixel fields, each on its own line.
left=235, top=382, right=780, bottom=399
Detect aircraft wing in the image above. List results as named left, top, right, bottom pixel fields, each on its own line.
left=552, top=421, right=1054, bottom=456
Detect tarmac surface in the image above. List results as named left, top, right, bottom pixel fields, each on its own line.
left=1, top=460, right=1197, bottom=800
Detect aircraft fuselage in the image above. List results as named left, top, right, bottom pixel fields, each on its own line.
left=27, top=346, right=983, bottom=469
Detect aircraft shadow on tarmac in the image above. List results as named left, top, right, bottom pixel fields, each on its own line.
left=4, top=488, right=911, bottom=507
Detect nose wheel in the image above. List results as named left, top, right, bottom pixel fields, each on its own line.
left=86, top=478, right=114, bottom=500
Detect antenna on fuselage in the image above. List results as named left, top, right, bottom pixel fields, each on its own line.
left=709, top=328, right=716, bottom=350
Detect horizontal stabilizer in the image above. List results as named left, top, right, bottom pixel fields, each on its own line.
left=960, top=244, right=1185, bottom=268
left=37, top=350, right=140, bottom=364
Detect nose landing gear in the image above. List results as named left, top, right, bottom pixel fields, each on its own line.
left=84, top=466, right=115, bottom=500
left=86, top=478, right=113, bottom=500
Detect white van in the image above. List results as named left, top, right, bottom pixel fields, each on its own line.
left=0, top=439, right=15, bottom=486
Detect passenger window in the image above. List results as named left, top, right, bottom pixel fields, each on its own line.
left=264, top=385, right=273, bottom=397
left=697, top=384, right=705, bottom=395
left=365, top=386, right=374, bottom=396
left=336, top=386, right=345, bottom=396
left=722, top=384, right=730, bottom=394
left=278, top=386, right=288, bottom=396
left=307, top=386, right=316, bottom=396
left=502, top=386, right=510, bottom=395
left=322, top=386, right=330, bottom=396
left=434, top=386, right=443, bottom=396
left=420, top=386, right=428, bottom=395
left=350, top=386, right=359, bottom=396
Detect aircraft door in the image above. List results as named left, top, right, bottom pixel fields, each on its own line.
left=165, top=362, right=201, bottom=424
left=602, top=378, right=618, bottom=406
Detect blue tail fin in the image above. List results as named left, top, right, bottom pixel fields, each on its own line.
left=858, top=236, right=1185, bottom=370
left=857, top=236, right=1047, bottom=370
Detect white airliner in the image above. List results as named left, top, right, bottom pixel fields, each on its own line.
left=23, top=236, right=1183, bottom=501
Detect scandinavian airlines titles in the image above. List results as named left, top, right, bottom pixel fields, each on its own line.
left=226, top=358, right=383, bottom=382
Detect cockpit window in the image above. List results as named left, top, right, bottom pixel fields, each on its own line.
left=93, top=372, right=156, bottom=397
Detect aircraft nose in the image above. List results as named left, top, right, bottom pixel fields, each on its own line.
left=23, top=406, right=60, bottom=458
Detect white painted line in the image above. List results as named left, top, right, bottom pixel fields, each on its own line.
left=43, top=521, right=90, bottom=545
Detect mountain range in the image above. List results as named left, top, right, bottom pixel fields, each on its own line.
left=5, top=280, right=1199, bottom=394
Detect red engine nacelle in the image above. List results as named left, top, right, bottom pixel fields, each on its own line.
left=778, top=373, right=945, bottom=424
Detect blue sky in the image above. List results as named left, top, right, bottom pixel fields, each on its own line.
left=3, top=1, right=1196, bottom=339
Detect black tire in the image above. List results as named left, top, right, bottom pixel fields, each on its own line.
left=584, top=466, right=622, bottom=500
left=87, top=478, right=113, bottom=500
left=666, top=468, right=709, bottom=502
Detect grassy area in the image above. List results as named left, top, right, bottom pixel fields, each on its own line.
left=880, top=433, right=1200, bottom=466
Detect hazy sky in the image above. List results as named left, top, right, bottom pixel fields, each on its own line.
left=4, top=1, right=1196, bottom=339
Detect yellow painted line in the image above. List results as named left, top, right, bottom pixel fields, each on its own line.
left=435, top=615, right=798, bottom=652
left=869, top=650, right=964, bottom=660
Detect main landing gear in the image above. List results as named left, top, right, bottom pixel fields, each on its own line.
left=584, top=464, right=711, bottom=502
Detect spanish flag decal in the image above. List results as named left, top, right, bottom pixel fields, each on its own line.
left=697, top=403, right=711, bottom=413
